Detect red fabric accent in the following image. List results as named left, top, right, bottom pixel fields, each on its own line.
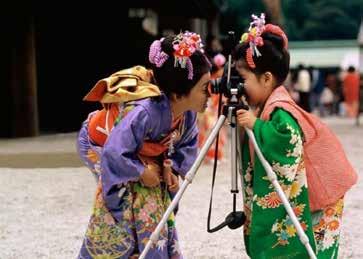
left=264, top=24, right=288, bottom=50
left=246, top=48, right=256, bottom=69
left=261, top=86, right=358, bottom=211
left=139, top=115, right=183, bottom=156
left=88, top=103, right=184, bottom=157
left=88, top=104, right=120, bottom=146
left=139, top=143, right=168, bottom=157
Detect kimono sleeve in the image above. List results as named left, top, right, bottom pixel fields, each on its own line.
left=253, top=108, right=304, bottom=173
left=100, top=105, right=151, bottom=219
left=248, top=111, right=314, bottom=258
left=170, top=112, right=199, bottom=177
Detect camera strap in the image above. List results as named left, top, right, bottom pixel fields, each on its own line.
left=207, top=93, right=223, bottom=232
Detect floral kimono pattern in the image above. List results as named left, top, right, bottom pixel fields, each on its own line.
left=79, top=182, right=180, bottom=259
left=78, top=94, right=198, bottom=259
left=241, top=108, right=342, bottom=259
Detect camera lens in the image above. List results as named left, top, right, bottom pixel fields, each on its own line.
left=210, top=78, right=222, bottom=94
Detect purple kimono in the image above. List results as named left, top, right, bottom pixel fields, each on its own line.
left=77, top=111, right=103, bottom=181
left=78, top=94, right=198, bottom=259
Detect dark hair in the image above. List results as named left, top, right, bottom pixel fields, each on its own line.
left=348, top=66, right=356, bottom=73
left=297, top=63, right=305, bottom=70
left=151, top=35, right=211, bottom=98
left=234, top=31, right=290, bottom=85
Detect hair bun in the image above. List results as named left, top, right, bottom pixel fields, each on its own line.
left=160, top=36, right=176, bottom=56
left=263, top=24, right=288, bottom=50
left=262, top=33, right=284, bottom=51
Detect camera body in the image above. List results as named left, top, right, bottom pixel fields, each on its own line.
left=209, top=30, right=246, bottom=100
left=210, top=63, right=245, bottom=99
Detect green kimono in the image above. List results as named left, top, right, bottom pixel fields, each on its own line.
left=241, top=108, right=342, bottom=259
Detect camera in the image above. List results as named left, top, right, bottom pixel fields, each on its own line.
left=210, top=60, right=245, bottom=99
left=209, top=30, right=246, bottom=99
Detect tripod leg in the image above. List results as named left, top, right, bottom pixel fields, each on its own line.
left=139, top=115, right=227, bottom=259
left=236, top=126, right=245, bottom=203
left=229, top=107, right=238, bottom=195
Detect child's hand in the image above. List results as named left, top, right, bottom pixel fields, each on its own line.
left=252, top=106, right=261, bottom=117
left=140, top=162, right=161, bottom=187
left=236, top=108, right=257, bottom=129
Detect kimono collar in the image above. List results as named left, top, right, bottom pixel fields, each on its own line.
left=158, top=92, right=185, bottom=127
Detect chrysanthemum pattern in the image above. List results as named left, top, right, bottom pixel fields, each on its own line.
left=312, top=198, right=343, bottom=251
left=253, top=122, right=310, bottom=247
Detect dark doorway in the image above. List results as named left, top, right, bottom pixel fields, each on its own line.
left=35, top=9, right=156, bottom=133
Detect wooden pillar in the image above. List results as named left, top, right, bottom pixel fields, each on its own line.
left=9, top=14, right=39, bottom=137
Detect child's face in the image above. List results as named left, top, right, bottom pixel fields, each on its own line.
left=236, top=60, right=272, bottom=107
left=185, top=72, right=211, bottom=112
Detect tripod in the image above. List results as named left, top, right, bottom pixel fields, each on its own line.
left=139, top=92, right=317, bottom=259
left=206, top=89, right=247, bottom=233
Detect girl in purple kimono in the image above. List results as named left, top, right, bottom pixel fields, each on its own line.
left=78, top=31, right=211, bottom=259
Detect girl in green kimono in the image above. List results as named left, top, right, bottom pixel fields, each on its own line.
left=235, top=14, right=347, bottom=259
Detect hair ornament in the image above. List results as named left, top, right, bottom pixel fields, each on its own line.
left=264, top=24, right=289, bottom=50
left=173, top=31, right=204, bottom=80
left=240, top=13, right=266, bottom=58
left=246, top=48, right=256, bottom=69
left=149, top=38, right=169, bottom=68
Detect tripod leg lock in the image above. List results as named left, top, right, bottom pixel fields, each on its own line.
left=184, top=175, right=193, bottom=184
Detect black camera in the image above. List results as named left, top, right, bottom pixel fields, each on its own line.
left=210, top=63, right=245, bottom=99
left=209, top=31, right=245, bottom=99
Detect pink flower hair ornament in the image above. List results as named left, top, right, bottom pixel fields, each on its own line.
left=149, top=31, right=205, bottom=80
left=149, top=38, right=169, bottom=68
left=240, top=13, right=266, bottom=68
left=239, top=13, right=289, bottom=69
left=173, top=31, right=204, bottom=80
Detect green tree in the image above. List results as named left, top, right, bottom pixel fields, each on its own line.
left=216, top=0, right=362, bottom=41
left=217, top=0, right=265, bottom=36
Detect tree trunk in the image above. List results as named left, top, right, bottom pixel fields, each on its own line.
left=262, top=0, right=283, bottom=26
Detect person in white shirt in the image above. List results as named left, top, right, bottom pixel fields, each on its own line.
left=295, top=64, right=312, bottom=112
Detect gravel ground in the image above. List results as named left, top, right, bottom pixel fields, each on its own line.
left=0, top=116, right=362, bottom=259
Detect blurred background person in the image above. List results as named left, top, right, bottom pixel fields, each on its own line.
left=309, top=66, right=325, bottom=116
left=320, top=81, right=335, bottom=117
left=326, top=71, right=344, bottom=116
left=287, top=68, right=300, bottom=103
left=342, top=66, right=360, bottom=118
left=205, top=34, right=224, bottom=60
left=295, top=64, right=312, bottom=112
left=197, top=52, right=227, bottom=164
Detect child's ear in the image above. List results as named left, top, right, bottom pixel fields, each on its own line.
left=263, top=72, right=274, bottom=88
